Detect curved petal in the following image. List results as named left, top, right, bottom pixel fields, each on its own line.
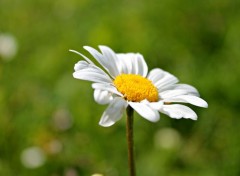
left=160, top=104, right=197, bottom=120
left=159, top=89, right=189, bottom=99
left=99, top=97, right=127, bottom=127
left=74, top=60, right=89, bottom=71
left=159, top=89, right=191, bottom=100
left=92, top=83, right=122, bottom=96
left=134, top=54, right=148, bottom=77
left=129, top=102, right=160, bottom=122
left=99, top=45, right=120, bottom=77
left=158, top=84, right=200, bottom=96
left=147, top=68, right=179, bottom=90
left=148, top=101, right=164, bottom=111
left=147, top=68, right=165, bottom=83
left=172, top=84, right=200, bottom=96
left=73, top=62, right=112, bottom=83
left=94, top=89, right=113, bottom=105
left=73, top=71, right=111, bottom=84
left=83, top=46, right=104, bottom=65
left=84, top=46, right=120, bottom=78
left=163, top=95, right=208, bottom=108
left=116, top=53, right=148, bottom=76
left=116, top=53, right=133, bottom=74
left=69, top=49, right=94, bottom=65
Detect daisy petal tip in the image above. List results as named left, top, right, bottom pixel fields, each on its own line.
left=189, top=114, right=198, bottom=120
left=193, top=117, right=198, bottom=120
left=83, top=46, right=95, bottom=52
left=196, top=98, right=208, bottom=108
left=98, top=121, right=114, bottom=127
left=69, top=49, right=78, bottom=54
left=203, top=101, right=208, bottom=108
left=99, top=45, right=116, bottom=56
left=147, top=112, right=160, bottom=122
left=98, top=116, right=114, bottom=127
left=72, top=72, right=78, bottom=78
left=83, top=45, right=90, bottom=49
left=98, top=45, right=108, bottom=49
left=185, top=112, right=198, bottom=120
left=151, top=116, right=160, bottom=123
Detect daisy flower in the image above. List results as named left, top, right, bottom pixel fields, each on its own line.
left=71, top=46, right=208, bottom=127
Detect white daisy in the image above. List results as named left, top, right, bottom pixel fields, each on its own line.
left=71, top=46, right=208, bottom=127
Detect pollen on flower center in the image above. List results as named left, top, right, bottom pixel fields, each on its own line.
left=113, top=74, right=159, bottom=102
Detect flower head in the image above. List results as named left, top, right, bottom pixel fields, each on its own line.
left=71, top=46, right=208, bottom=127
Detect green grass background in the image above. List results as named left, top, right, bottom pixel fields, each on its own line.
left=1, top=0, right=240, bottom=175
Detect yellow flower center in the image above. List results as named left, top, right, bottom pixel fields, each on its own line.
left=113, top=74, right=159, bottom=102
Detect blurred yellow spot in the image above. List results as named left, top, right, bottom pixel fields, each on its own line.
left=114, top=74, right=158, bottom=102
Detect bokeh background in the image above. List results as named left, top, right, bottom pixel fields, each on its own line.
left=1, top=0, right=240, bottom=175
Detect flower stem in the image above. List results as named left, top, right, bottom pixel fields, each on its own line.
left=126, top=106, right=136, bottom=176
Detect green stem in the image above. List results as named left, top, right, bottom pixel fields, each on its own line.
left=126, top=106, right=136, bottom=176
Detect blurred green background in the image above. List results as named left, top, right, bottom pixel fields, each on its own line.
left=1, top=0, right=240, bottom=175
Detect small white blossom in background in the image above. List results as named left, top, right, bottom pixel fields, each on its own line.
left=154, top=127, right=182, bottom=150
left=64, top=168, right=78, bottom=176
left=46, top=139, right=63, bottom=155
left=20, top=146, right=46, bottom=169
left=91, top=174, right=104, bottom=176
left=0, top=33, right=18, bottom=61
left=52, top=108, right=73, bottom=131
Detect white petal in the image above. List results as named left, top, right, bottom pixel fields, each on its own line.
left=73, top=62, right=112, bottom=83
left=147, top=68, right=179, bottom=90
left=94, top=89, right=113, bottom=105
left=116, top=53, right=148, bottom=76
left=134, top=54, right=148, bottom=77
left=163, top=95, right=208, bottom=108
left=84, top=46, right=112, bottom=75
left=99, top=45, right=120, bottom=77
left=159, top=89, right=188, bottom=99
left=69, top=49, right=94, bottom=65
left=155, top=75, right=179, bottom=90
left=148, top=101, right=164, bottom=111
left=74, top=60, right=89, bottom=71
left=73, top=71, right=111, bottom=84
left=116, top=53, right=133, bottom=74
left=160, top=104, right=197, bottom=120
left=99, top=97, right=127, bottom=127
left=83, top=46, right=104, bottom=65
left=84, top=46, right=120, bottom=78
left=172, top=84, right=199, bottom=96
left=147, top=68, right=165, bottom=83
left=129, top=102, right=160, bottom=122
left=92, top=83, right=122, bottom=96
left=159, top=84, right=200, bottom=96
